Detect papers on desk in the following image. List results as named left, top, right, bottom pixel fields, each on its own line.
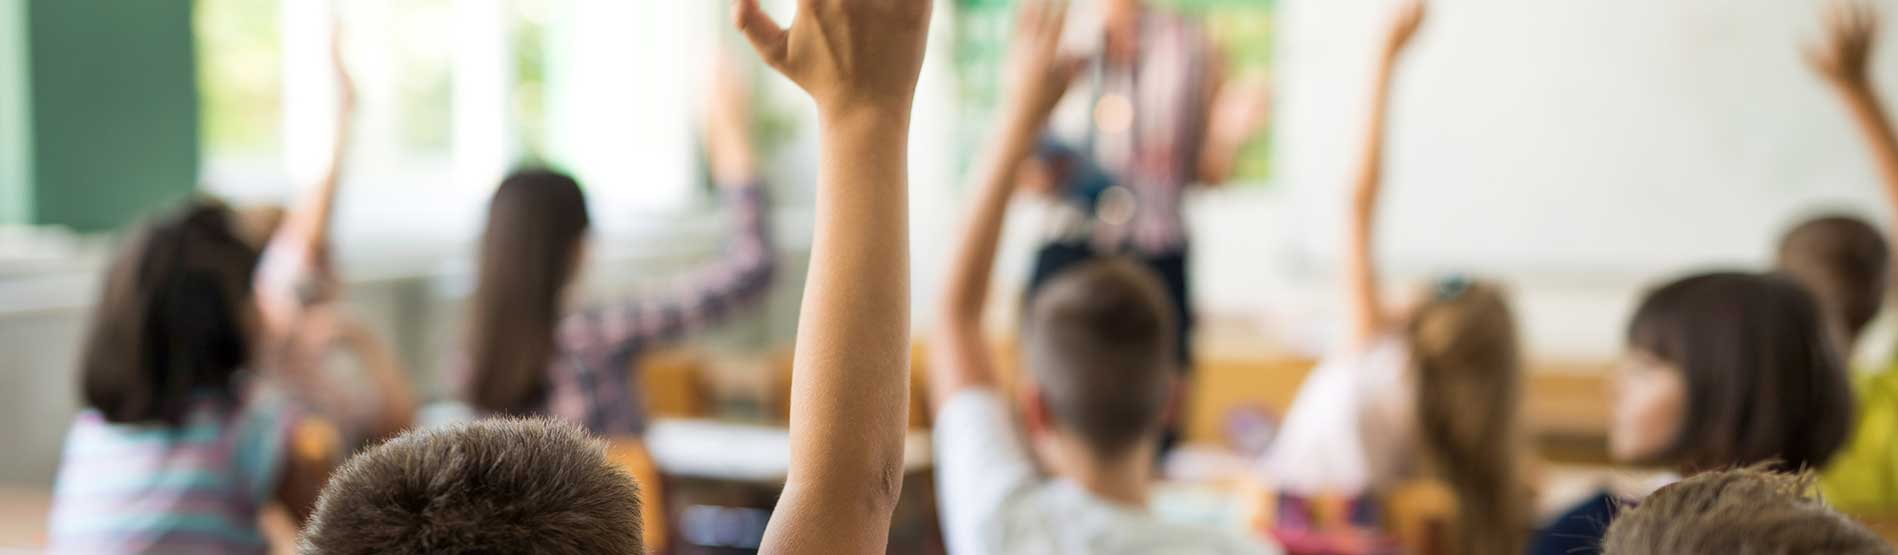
left=646, top=419, right=933, bottom=482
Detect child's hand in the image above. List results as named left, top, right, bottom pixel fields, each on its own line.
left=1809, top=1, right=1880, bottom=90
left=1382, top=0, right=1428, bottom=62
left=1208, top=74, right=1273, bottom=148
left=1000, top=0, right=1084, bottom=129
left=735, top=0, right=934, bottom=122
left=330, top=17, right=357, bottom=119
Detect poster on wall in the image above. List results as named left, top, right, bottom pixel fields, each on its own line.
left=953, top=0, right=1277, bottom=185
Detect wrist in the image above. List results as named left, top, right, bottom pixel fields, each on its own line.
left=819, top=98, right=914, bottom=134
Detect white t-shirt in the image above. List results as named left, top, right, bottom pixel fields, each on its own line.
left=935, top=390, right=1281, bottom=555
left=1261, top=336, right=1414, bottom=497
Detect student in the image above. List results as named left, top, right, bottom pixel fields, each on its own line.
left=250, top=28, right=415, bottom=447
left=1803, top=0, right=1898, bottom=515
left=928, top=1, right=1279, bottom=552
left=305, top=0, right=933, bottom=550
left=299, top=418, right=644, bottom=554
left=452, top=60, right=775, bottom=436
left=1530, top=272, right=1857, bottom=555
left=1260, top=3, right=1531, bottom=553
left=1602, top=467, right=1892, bottom=555
left=47, top=200, right=344, bottom=553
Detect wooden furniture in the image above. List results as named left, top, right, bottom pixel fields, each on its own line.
left=642, top=420, right=943, bottom=555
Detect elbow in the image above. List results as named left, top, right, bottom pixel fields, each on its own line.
left=865, top=458, right=905, bottom=517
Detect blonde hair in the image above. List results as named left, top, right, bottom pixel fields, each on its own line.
left=1604, top=467, right=1891, bottom=555
left=1408, top=280, right=1529, bottom=555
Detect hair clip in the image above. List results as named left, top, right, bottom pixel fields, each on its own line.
left=1435, top=274, right=1473, bottom=301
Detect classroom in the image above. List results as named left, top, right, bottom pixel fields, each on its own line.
left=1, top=0, right=1895, bottom=553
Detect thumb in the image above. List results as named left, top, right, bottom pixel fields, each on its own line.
left=735, top=0, right=790, bottom=71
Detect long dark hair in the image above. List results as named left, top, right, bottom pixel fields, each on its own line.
left=80, top=199, right=262, bottom=426
left=1627, top=272, right=1855, bottom=472
left=1409, top=280, right=1528, bottom=555
left=465, top=169, right=591, bottom=415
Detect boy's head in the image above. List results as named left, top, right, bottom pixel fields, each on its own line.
left=1776, top=215, right=1889, bottom=351
left=1021, top=258, right=1177, bottom=460
left=1603, top=467, right=1892, bottom=555
left=301, top=418, right=642, bottom=555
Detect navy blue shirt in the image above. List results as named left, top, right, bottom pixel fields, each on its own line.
left=1529, top=491, right=1622, bottom=555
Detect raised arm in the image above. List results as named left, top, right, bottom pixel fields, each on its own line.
left=1809, top=1, right=1898, bottom=243
left=735, top=0, right=932, bottom=552
left=1345, top=0, right=1426, bottom=351
left=930, top=0, right=1083, bottom=411
left=256, top=20, right=355, bottom=337
left=558, top=60, right=778, bottom=361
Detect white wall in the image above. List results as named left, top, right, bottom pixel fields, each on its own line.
left=925, top=0, right=1898, bottom=364
left=1277, top=0, right=1895, bottom=276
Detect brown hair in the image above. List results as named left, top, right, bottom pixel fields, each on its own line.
left=1603, top=467, right=1892, bottom=555
left=1022, top=258, right=1178, bottom=458
left=465, top=169, right=592, bottom=415
left=1627, top=272, right=1855, bottom=472
left=1776, top=215, right=1889, bottom=352
left=1408, top=279, right=1529, bottom=555
left=80, top=199, right=262, bottom=426
left=300, top=417, right=643, bottom=555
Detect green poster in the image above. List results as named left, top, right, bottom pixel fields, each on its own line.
left=952, top=0, right=1277, bottom=184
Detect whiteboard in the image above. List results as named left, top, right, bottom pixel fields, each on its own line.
left=1274, top=0, right=1897, bottom=280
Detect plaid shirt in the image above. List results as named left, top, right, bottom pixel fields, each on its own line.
left=540, top=183, right=775, bottom=437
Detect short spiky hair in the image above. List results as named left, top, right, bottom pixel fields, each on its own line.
left=1603, top=467, right=1892, bottom=555
left=1022, top=258, right=1177, bottom=458
left=300, top=418, right=643, bottom=555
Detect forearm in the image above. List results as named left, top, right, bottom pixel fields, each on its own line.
left=764, top=111, right=912, bottom=553
left=1837, top=84, right=1898, bottom=222
left=283, top=115, right=353, bottom=249
left=342, top=330, right=416, bottom=442
left=1345, top=63, right=1395, bottom=348
left=931, top=112, right=1042, bottom=408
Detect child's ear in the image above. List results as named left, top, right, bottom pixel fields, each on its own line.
left=1160, top=375, right=1185, bottom=428
left=1017, top=382, right=1054, bottom=437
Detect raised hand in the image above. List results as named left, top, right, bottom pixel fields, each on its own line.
left=1001, top=0, right=1083, bottom=128
left=735, top=0, right=934, bottom=121
left=705, top=54, right=759, bottom=186
left=1347, top=0, right=1428, bottom=350
left=330, top=16, right=357, bottom=121
left=1809, top=1, right=1880, bottom=89
left=737, top=1, right=931, bottom=552
left=1383, top=0, right=1428, bottom=62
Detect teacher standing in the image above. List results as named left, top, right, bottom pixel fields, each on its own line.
left=1025, top=0, right=1269, bottom=449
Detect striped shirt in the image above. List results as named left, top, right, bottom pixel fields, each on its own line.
left=48, top=391, right=300, bottom=554
left=457, top=183, right=776, bottom=437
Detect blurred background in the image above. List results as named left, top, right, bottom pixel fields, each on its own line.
left=3, top=0, right=1897, bottom=550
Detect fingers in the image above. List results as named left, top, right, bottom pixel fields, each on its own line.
left=1804, top=41, right=1833, bottom=75
left=735, top=0, right=791, bottom=72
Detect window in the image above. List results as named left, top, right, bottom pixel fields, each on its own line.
left=195, top=0, right=727, bottom=237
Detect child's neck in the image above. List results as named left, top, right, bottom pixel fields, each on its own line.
left=1047, top=436, right=1157, bottom=508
